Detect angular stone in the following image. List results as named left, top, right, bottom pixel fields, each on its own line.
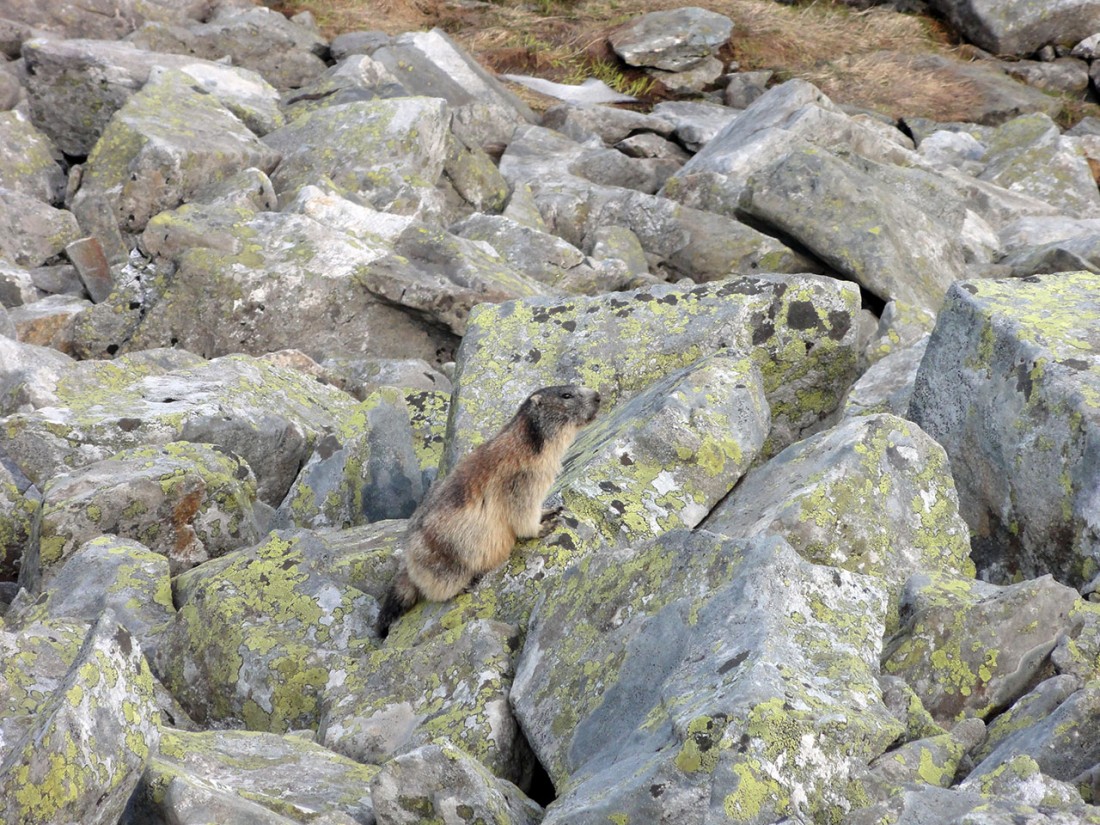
left=707, top=414, right=974, bottom=632
left=370, top=743, right=543, bottom=825
left=0, top=0, right=207, bottom=40
left=609, top=7, right=734, bottom=72
left=154, top=531, right=377, bottom=732
left=64, top=237, right=112, bottom=303
left=70, top=67, right=280, bottom=236
left=0, top=613, right=160, bottom=825
left=0, top=111, right=65, bottom=205
left=0, top=188, right=82, bottom=268
left=513, top=532, right=902, bottom=823
left=1005, top=57, right=1090, bottom=94
left=320, top=619, right=531, bottom=784
left=909, top=273, right=1100, bottom=587
left=447, top=274, right=859, bottom=469
left=971, top=675, right=1083, bottom=765
left=29, top=441, right=264, bottom=589
left=0, top=334, right=73, bottom=413
left=926, top=0, right=1100, bottom=56
left=651, top=99, right=739, bottom=152
left=8, top=535, right=174, bottom=658
left=540, top=102, right=675, bottom=146
left=843, top=335, right=929, bottom=418
left=882, top=574, right=1079, bottom=726
left=557, top=353, right=769, bottom=547
left=125, top=728, right=377, bottom=825
left=8, top=294, right=91, bottom=354
left=0, top=456, right=39, bottom=581
left=738, top=145, right=968, bottom=312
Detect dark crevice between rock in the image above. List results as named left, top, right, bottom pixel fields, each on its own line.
left=525, top=753, right=556, bottom=809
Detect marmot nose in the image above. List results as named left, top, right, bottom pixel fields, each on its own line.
left=593, top=391, right=601, bottom=404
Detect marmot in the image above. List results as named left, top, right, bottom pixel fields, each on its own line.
left=375, top=384, right=601, bottom=638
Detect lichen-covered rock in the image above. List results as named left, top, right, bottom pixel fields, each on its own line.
left=908, top=273, right=1100, bottom=588
left=0, top=456, right=38, bottom=581
left=154, top=531, right=377, bottom=732
left=320, top=619, right=531, bottom=784
left=0, top=613, right=160, bottom=825
left=0, top=353, right=359, bottom=507
left=863, top=301, right=937, bottom=368
left=863, top=718, right=985, bottom=792
left=968, top=682, right=1100, bottom=787
left=124, top=727, right=378, bottom=825
left=706, top=414, right=974, bottom=632
left=499, top=125, right=818, bottom=282
left=882, top=573, right=1079, bottom=726
left=22, top=37, right=288, bottom=157
left=8, top=535, right=174, bottom=658
left=842, top=336, right=929, bottom=419
left=0, top=188, right=82, bottom=268
left=556, top=352, right=769, bottom=547
left=8, top=294, right=91, bottom=354
left=442, top=130, right=510, bottom=217
left=130, top=5, right=327, bottom=91
left=608, top=7, right=734, bottom=72
left=971, top=675, right=1083, bottom=767
left=513, top=531, right=903, bottom=824
left=263, top=97, right=449, bottom=218
left=69, top=66, right=280, bottom=237
left=926, top=0, right=1100, bottom=56
left=446, top=274, right=859, bottom=468
left=369, top=28, right=536, bottom=150
left=737, top=145, right=968, bottom=313
left=960, top=754, right=1094, bottom=813
left=274, top=387, right=428, bottom=530
left=27, top=441, right=263, bottom=589
left=0, top=112, right=65, bottom=205
left=978, top=114, right=1100, bottom=217
left=370, top=742, right=543, bottom=825
left=1053, top=600, right=1100, bottom=682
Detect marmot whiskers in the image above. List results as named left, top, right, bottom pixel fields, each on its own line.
left=375, top=384, right=600, bottom=638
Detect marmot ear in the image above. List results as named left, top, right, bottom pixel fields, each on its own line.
left=528, top=392, right=542, bottom=406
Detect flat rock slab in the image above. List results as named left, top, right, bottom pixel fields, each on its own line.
left=909, top=272, right=1100, bottom=588
left=609, top=7, right=734, bottom=72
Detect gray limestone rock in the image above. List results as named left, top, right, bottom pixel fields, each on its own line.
left=0, top=188, right=82, bottom=268
left=0, top=455, right=39, bottom=581
left=513, top=531, right=902, bottom=823
left=28, top=441, right=264, bottom=589
left=0, top=334, right=73, bottom=414
left=707, top=413, right=973, bottom=633
left=843, top=335, right=930, bottom=419
left=370, top=743, right=543, bottom=825
left=540, top=103, right=675, bottom=146
left=124, top=728, right=377, bottom=825
left=909, top=273, right=1100, bottom=588
left=0, top=0, right=207, bottom=40
left=971, top=675, right=1083, bottom=765
left=1005, top=57, right=1090, bottom=93
left=609, top=7, right=734, bottom=72
left=0, top=112, right=64, bottom=205
left=0, top=612, right=160, bottom=825
left=926, top=0, right=1100, bottom=56
left=650, top=99, right=739, bottom=152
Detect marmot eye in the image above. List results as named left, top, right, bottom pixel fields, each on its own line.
left=561, top=392, right=573, bottom=399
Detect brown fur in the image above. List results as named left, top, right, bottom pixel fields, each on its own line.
left=376, top=385, right=600, bottom=638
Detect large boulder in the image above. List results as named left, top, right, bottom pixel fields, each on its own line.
left=608, top=7, right=734, bottom=72
left=926, top=0, right=1100, bottom=56
left=909, top=272, right=1100, bottom=588
left=512, top=532, right=902, bottom=823
left=0, top=112, right=65, bottom=205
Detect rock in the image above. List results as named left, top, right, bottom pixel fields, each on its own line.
left=370, top=743, right=543, bottom=825
left=609, top=7, right=734, bottom=72
left=318, top=357, right=452, bottom=400
left=926, top=0, right=1100, bottom=56
left=320, top=618, right=531, bottom=783
left=918, top=129, right=988, bottom=174
left=274, top=386, right=428, bottom=530
left=863, top=718, right=985, bottom=791
left=329, top=30, right=391, bottom=61
left=370, top=28, right=536, bottom=150
left=650, top=99, right=739, bottom=151
left=909, top=273, right=1100, bottom=587
left=0, top=334, right=74, bottom=413
left=882, top=573, right=1079, bottom=726
left=1073, top=32, right=1100, bottom=59
left=7, top=535, right=173, bottom=658
left=512, top=532, right=902, bottom=823
left=64, top=237, right=112, bottom=303
left=70, top=66, right=280, bottom=237
left=499, top=125, right=820, bottom=283
left=155, top=530, right=378, bottom=732
left=961, top=754, right=1092, bottom=812
left=586, top=224, right=651, bottom=278
left=28, top=441, right=264, bottom=589
left=22, top=37, right=286, bottom=157
left=129, top=5, right=328, bottom=91
left=648, top=55, right=725, bottom=95
left=446, top=274, right=859, bottom=468
left=968, top=682, right=1100, bottom=785
left=556, top=353, right=770, bottom=547
left=998, top=232, right=1100, bottom=277
left=0, top=112, right=65, bottom=205
left=540, top=102, right=674, bottom=146
left=124, top=727, right=378, bottom=825
left=724, top=69, right=773, bottom=108
left=0, top=455, right=39, bottom=581
left=0, top=613, right=160, bottom=825
left=1004, top=57, right=1090, bottom=93
left=707, top=413, right=974, bottom=632
left=978, top=113, right=1100, bottom=217
left=0, top=188, right=82, bottom=268
left=738, top=145, right=969, bottom=312
left=971, top=675, right=1083, bottom=765
left=8, top=293, right=91, bottom=353
left=0, top=352, right=359, bottom=507
left=0, top=0, right=207, bottom=40
left=442, top=130, right=510, bottom=217
left=1054, top=599, right=1100, bottom=682
left=843, top=335, right=930, bottom=418
left=999, top=215, right=1100, bottom=250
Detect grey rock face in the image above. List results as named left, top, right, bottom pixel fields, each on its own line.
left=909, top=273, right=1100, bottom=588
left=513, top=532, right=901, bottom=823
left=0, top=188, right=82, bottom=268
left=0, top=112, right=65, bottom=205
left=926, top=0, right=1100, bottom=56
left=609, top=7, right=733, bottom=72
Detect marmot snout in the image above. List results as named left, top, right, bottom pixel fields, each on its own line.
left=376, top=384, right=600, bottom=638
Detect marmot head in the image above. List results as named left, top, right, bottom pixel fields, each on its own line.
left=518, top=384, right=601, bottom=451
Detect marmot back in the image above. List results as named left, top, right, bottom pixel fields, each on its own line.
left=375, top=384, right=600, bottom=638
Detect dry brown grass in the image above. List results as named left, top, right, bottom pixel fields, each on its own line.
left=278, top=0, right=1083, bottom=122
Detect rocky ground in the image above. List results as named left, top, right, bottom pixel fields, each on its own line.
left=1, top=0, right=1100, bottom=823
